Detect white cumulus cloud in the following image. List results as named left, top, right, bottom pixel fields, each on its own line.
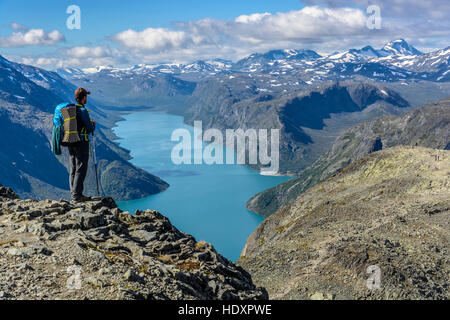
left=111, top=6, right=369, bottom=52
left=62, top=46, right=114, bottom=58
left=10, top=22, right=28, bottom=31
left=235, top=13, right=271, bottom=23
left=0, top=28, right=65, bottom=48
left=111, top=28, right=200, bottom=52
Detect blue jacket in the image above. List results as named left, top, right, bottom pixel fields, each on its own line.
left=74, top=103, right=95, bottom=140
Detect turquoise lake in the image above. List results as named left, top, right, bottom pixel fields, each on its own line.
left=114, top=112, right=290, bottom=262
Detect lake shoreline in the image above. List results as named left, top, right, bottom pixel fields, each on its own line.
left=112, top=111, right=290, bottom=261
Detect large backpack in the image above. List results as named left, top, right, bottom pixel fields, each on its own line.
left=52, top=103, right=81, bottom=155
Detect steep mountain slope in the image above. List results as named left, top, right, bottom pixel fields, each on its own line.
left=0, top=55, right=168, bottom=200
left=239, top=146, right=450, bottom=300
left=248, top=98, right=450, bottom=217
left=184, top=80, right=410, bottom=173
left=0, top=185, right=267, bottom=300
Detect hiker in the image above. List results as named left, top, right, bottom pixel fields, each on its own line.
left=52, top=88, right=96, bottom=202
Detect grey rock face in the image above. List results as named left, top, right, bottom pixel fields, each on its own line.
left=0, top=185, right=267, bottom=300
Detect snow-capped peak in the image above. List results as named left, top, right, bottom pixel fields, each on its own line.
left=0, top=55, right=12, bottom=66
left=327, top=46, right=381, bottom=63
left=82, top=65, right=115, bottom=74
left=380, top=39, right=422, bottom=56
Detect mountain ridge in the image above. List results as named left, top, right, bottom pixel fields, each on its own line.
left=183, top=80, right=411, bottom=173
left=247, top=97, right=450, bottom=217
left=239, top=146, right=450, bottom=300
left=55, top=39, right=442, bottom=84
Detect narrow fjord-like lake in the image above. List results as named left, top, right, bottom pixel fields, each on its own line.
left=114, top=112, right=290, bottom=261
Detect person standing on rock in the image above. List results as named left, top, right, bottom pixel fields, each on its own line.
left=53, top=88, right=96, bottom=202
left=69, top=88, right=96, bottom=202
left=52, top=88, right=98, bottom=202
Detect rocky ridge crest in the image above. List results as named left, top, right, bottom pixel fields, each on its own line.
left=0, top=185, right=267, bottom=300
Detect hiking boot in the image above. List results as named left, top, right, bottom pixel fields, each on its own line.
left=72, top=195, right=92, bottom=203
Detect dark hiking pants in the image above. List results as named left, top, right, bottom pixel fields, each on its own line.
left=68, top=142, right=90, bottom=200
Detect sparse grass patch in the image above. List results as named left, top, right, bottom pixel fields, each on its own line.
left=156, top=254, right=172, bottom=264
left=0, top=239, right=18, bottom=246
left=258, top=237, right=265, bottom=246
left=195, top=241, right=208, bottom=250
left=177, top=260, right=201, bottom=272
left=104, top=251, right=133, bottom=265
left=275, top=220, right=295, bottom=233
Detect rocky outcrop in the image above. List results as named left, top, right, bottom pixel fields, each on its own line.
left=0, top=185, right=267, bottom=300
left=248, top=97, right=450, bottom=217
left=239, top=146, right=449, bottom=300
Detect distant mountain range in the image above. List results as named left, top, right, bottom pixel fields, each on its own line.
left=57, top=39, right=449, bottom=85
left=327, top=39, right=423, bottom=62
left=55, top=39, right=449, bottom=119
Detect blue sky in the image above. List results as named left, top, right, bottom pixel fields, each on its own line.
left=1, top=0, right=304, bottom=42
left=0, top=0, right=304, bottom=54
left=0, top=0, right=448, bottom=69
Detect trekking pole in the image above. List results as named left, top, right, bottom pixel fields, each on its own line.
left=92, top=133, right=101, bottom=198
